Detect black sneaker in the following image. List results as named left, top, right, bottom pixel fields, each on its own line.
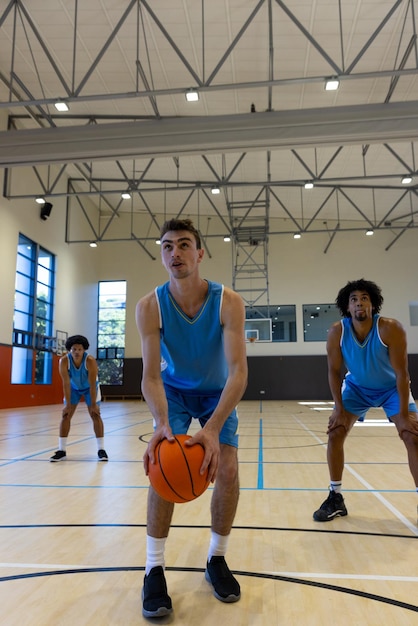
left=205, top=556, right=241, bottom=603
left=313, top=490, right=348, bottom=521
left=50, top=450, right=66, bottom=462
left=142, top=566, right=173, bottom=618
left=98, top=449, right=108, bottom=461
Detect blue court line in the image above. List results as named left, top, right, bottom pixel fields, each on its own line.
left=257, top=418, right=263, bottom=489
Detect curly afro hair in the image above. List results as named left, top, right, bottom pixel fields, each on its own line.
left=335, top=279, right=384, bottom=317
left=65, top=334, right=89, bottom=351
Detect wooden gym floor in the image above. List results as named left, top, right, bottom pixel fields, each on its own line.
left=0, top=399, right=417, bottom=625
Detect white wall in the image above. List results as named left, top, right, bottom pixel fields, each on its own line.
left=97, top=226, right=418, bottom=357
left=2, top=159, right=418, bottom=359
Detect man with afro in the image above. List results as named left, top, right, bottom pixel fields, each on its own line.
left=50, top=334, right=108, bottom=462
left=313, top=279, right=418, bottom=521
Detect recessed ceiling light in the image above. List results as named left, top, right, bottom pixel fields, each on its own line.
left=325, top=78, right=340, bottom=91
left=211, top=186, right=220, bottom=195
left=89, top=241, right=98, bottom=248
left=223, top=236, right=231, bottom=242
left=54, top=101, right=69, bottom=112
left=185, top=88, right=199, bottom=102
left=155, top=239, right=161, bottom=245
left=401, top=175, right=412, bottom=184
left=304, top=182, right=314, bottom=189
left=293, top=233, right=301, bottom=239
left=366, top=230, right=374, bottom=236
left=121, top=192, right=131, bottom=199
left=36, top=197, right=45, bottom=204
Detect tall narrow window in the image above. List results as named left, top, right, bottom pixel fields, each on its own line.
left=12, top=234, right=56, bottom=384
left=97, top=281, right=127, bottom=385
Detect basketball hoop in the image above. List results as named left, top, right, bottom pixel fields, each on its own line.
left=248, top=336, right=257, bottom=344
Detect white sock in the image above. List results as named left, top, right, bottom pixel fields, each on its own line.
left=330, top=481, right=342, bottom=494
left=146, top=535, right=167, bottom=575
left=208, top=531, right=229, bottom=562
left=96, top=437, right=105, bottom=450
left=59, top=437, right=67, bottom=451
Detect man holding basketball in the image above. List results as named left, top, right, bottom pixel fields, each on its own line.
left=313, top=279, right=418, bottom=522
left=136, top=218, right=248, bottom=618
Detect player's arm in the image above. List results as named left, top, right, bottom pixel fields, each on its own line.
left=135, top=292, right=174, bottom=471
left=189, top=288, right=247, bottom=481
left=86, top=354, right=100, bottom=413
left=381, top=318, right=414, bottom=416
left=58, top=355, right=71, bottom=413
left=205, top=287, right=248, bottom=434
left=327, top=322, right=344, bottom=409
left=326, top=322, right=350, bottom=433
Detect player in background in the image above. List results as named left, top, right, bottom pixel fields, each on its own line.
left=50, top=334, right=108, bottom=462
left=313, top=279, right=418, bottom=522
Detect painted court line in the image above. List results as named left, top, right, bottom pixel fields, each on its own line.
left=1, top=562, right=417, bottom=584
left=292, top=414, right=418, bottom=537
left=257, top=418, right=263, bottom=489
left=265, top=570, right=418, bottom=583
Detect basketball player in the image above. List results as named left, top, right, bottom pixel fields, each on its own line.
left=313, top=279, right=418, bottom=521
left=50, top=334, right=108, bottom=462
left=136, top=218, right=247, bottom=617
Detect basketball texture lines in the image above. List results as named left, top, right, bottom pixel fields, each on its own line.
left=148, top=434, right=210, bottom=503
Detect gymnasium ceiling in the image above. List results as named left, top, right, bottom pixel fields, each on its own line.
left=1, top=0, right=418, bottom=257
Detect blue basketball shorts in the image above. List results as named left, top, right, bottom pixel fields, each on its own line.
left=65, top=384, right=101, bottom=407
left=162, top=385, right=239, bottom=447
left=341, top=378, right=417, bottom=421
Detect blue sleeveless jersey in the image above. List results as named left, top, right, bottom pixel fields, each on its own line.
left=341, top=314, right=396, bottom=391
left=68, top=352, right=90, bottom=391
left=155, top=280, right=228, bottom=395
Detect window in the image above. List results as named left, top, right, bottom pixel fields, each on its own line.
left=245, top=305, right=296, bottom=342
left=12, top=234, right=55, bottom=384
left=97, top=281, right=127, bottom=384
left=409, top=302, right=418, bottom=326
left=303, top=304, right=341, bottom=341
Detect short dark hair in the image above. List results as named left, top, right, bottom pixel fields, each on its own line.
left=65, top=334, right=89, bottom=351
left=336, top=279, right=384, bottom=317
left=160, top=218, right=202, bottom=249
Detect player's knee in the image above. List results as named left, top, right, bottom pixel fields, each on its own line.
left=328, top=424, right=348, bottom=443
left=400, top=428, right=418, bottom=446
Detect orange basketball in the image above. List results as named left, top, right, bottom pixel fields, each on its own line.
left=148, top=434, right=210, bottom=503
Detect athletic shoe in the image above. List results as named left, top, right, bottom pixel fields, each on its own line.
left=142, top=566, right=173, bottom=618
left=205, top=556, right=241, bottom=603
left=98, top=449, right=108, bottom=461
left=313, top=490, right=348, bottom=522
left=50, top=450, right=66, bottom=462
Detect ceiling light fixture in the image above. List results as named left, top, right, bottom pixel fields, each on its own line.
left=401, top=175, right=412, bottom=184
left=54, top=100, right=69, bottom=112
left=223, top=236, right=231, bottom=242
left=155, top=239, right=161, bottom=245
left=304, top=182, right=314, bottom=189
left=293, top=233, right=301, bottom=239
left=35, top=197, right=45, bottom=204
left=89, top=241, right=98, bottom=248
left=366, top=229, right=374, bottom=236
left=211, top=186, right=220, bottom=195
left=185, top=88, right=199, bottom=102
left=121, top=192, right=131, bottom=199
left=325, top=78, right=340, bottom=91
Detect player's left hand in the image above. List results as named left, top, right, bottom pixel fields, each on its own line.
left=185, top=428, right=220, bottom=483
left=396, top=413, right=418, bottom=439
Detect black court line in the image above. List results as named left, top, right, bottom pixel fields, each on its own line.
left=0, top=567, right=416, bottom=613
left=0, top=522, right=416, bottom=540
